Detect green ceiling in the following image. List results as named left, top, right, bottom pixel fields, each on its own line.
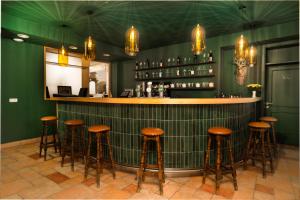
left=2, top=1, right=299, bottom=50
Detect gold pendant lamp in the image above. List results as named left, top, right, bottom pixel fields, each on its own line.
left=58, top=25, right=68, bottom=66
left=58, top=45, right=68, bottom=66
left=234, top=34, right=249, bottom=63
left=125, top=25, right=139, bottom=56
left=84, top=35, right=96, bottom=61
left=191, top=24, right=206, bottom=55
left=248, top=45, right=257, bottom=67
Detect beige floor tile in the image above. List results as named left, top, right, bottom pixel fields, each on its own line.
left=0, top=179, right=32, bottom=198
left=232, top=187, right=254, bottom=199
left=193, top=189, right=213, bottom=200
left=274, top=188, right=297, bottom=200
left=170, top=185, right=197, bottom=199
left=18, top=183, right=62, bottom=199
left=161, top=180, right=181, bottom=199
left=254, top=191, right=274, bottom=200
left=0, top=194, right=22, bottom=199
left=49, top=184, right=96, bottom=199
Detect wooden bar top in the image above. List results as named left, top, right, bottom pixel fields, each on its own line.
left=47, top=97, right=261, bottom=105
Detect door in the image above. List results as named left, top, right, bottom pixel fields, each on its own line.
left=265, top=43, right=299, bottom=146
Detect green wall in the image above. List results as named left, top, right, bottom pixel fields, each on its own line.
left=1, top=38, right=56, bottom=143
left=112, top=21, right=299, bottom=97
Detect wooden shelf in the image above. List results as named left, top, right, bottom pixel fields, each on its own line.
left=135, top=61, right=216, bottom=71
left=135, top=74, right=215, bottom=81
left=168, top=87, right=215, bottom=90
left=265, top=61, right=299, bottom=66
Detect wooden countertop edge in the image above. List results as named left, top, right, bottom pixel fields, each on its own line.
left=46, top=97, right=261, bottom=104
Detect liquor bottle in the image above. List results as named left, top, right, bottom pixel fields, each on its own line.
left=135, top=72, right=139, bottom=79
left=139, top=61, right=143, bottom=69
left=176, top=68, right=180, bottom=76
left=190, top=67, right=195, bottom=75
left=145, top=72, right=149, bottom=78
left=208, top=65, right=213, bottom=74
left=146, top=59, right=150, bottom=68
left=159, top=70, right=163, bottom=78
left=135, top=61, right=139, bottom=70
left=194, top=55, right=198, bottom=64
left=160, top=59, right=163, bottom=67
left=177, top=56, right=181, bottom=65
left=209, top=50, right=213, bottom=62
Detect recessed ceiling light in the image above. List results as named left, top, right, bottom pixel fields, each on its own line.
left=103, top=53, right=110, bottom=57
left=13, top=38, right=24, bottom=42
left=17, top=33, right=30, bottom=39
left=69, top=45, right=78, bottom=50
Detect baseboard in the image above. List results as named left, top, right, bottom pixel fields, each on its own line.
left=1, top=137, right=40, bottom=149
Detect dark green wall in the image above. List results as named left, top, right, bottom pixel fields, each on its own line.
left=112, top=21, right=299, bottom=97
left=1, top=38, right=56, bottom=143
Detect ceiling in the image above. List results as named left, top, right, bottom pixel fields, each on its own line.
left=2, top=1, right=299, bottom=50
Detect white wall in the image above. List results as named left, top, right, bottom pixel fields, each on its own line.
left=46, top=52, right=82, bottom=96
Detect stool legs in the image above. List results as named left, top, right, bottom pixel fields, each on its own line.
left=156, top=136, right=163, bottom=195
left=271, top=122, right=278, bottom=158
left=266, top=130, right=274, bottom=173
left=227, top=138, right=238, bottom=190
left=244, top=129, right=254, bottom=169
left=215, top=136, right=222, bottom=190
left=202, top=135, right=212, bottom=184
left=84, top=133, right=92, bottom=179
left=137, top=136, right=147, bottom=192
left=39, top=123, right=45, bottom=158
left=71, top=127, right=75, bottom=171
left=61, top=129, right=68, bottom=167
left=96, top=133, right=101, bottom=187
left=106, top=133, right=116, bottom=178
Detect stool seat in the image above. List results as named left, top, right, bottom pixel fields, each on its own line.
left=88, top=125, right=110, bottom=133
left=260, top=116, right=278, bottom=122
left=248, top=122, right=271, bottom=129
left=64, top=119, right=84, bottom=126
left=142, top=128, right=164, bottom=136
left=208, top=127, right=232, bottom=135
left=41, top=116, right=57, bottom=121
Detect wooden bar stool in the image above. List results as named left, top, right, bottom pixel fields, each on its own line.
left=61, top=119, right=85, bottom=171
left=137, top=128, right=165, bottom=195
left=260, top=116, right=278, bottom=158
left=40, top=116, right=61, bottom=160
left=84, top=125, right=115, bottom=187
left=244, top=122, right=274, bottom=178
left=203, top=127, right=238, bottom=191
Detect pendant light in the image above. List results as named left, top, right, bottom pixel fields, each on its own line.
left=58, top=25, right=68, bottom=66
left=191, top=24, right=206, bottom=55
left=125, top=25, right=139, bottom=56
left=83, top=10, right=96, bottom=61
left=234, top=34, right=249, bottom=65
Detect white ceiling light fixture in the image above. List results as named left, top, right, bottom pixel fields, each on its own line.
left=103, top=53, right=110, bottom=57
left=69, top=45, right=78, bottom=50
left=17, top=33, right=30, bottom=39
left=13, top=38, right=24, bottom=42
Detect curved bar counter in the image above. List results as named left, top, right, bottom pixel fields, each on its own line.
left=50, top=97, right=261, bottom=175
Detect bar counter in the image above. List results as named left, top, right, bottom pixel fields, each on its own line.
left=50, top=97, right=261, bottom=175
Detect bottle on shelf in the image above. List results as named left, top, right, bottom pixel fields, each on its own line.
left=135, top=72, right=139, bottom=79
left=208, top=65, right=213, bottom=74
left=193, top=55, right=198, bottom=64
left=209, top=50, right=213, bottom=62
left=135, top=61, right=139, bottom=70
left=177, top=56, right=181, bottom=65
left=146, top=59, right=150, bottom=68
left=190, top=67, right=195, bottom=76
left=176, top=68, right=180, bottom=76
left=159, top=70, right=163, bottom=78
left=139, top=61, right=143, bottom=69
left=160, top=59, right=163, bottom=67
left=145, top=72, right=149, bottom=78
left=152, top=61, right=155, bottom=68
left=172, top=58, right=176, bottom=65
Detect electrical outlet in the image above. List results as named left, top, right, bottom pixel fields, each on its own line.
left=9, top=98, right=18, bottom=103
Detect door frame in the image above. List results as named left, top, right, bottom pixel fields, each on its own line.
left=261, top=40, right=299, bottom=115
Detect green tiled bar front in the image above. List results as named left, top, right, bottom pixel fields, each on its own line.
left=57, top=102, right=256, bottom=170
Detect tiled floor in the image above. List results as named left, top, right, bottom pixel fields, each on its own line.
left=0, top=142, right=299, bottom=199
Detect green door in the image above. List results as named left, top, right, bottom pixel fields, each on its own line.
left=265, top=44, right=299, bottom=146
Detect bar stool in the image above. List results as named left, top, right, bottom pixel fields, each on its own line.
left=137, top=128, right=165, bottom=195
left=244, top=122, right=274, bottom=178
left=40, top=116, right=61, bottom=160
left=84, top=125, right=115, bottom=187
left=260, top=116, right=278, bottom=158
left=203, top=127, right=238, bottom=191
left=61, top=119, right=85, bottom=171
